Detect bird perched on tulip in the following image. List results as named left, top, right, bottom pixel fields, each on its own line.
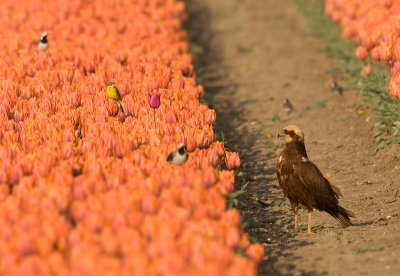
left=106, top=82, right=124, bottom=113
left=37, top=32, right=49, bottom=52
left=283, top=99, right=295, bottom=114
left=167, top=143, right=188, bottom=165
left=276, top=125, right=355, bottom=233
left=331, top=81, right=343, bottom=96
left=74, top=122, right=82, bottom=140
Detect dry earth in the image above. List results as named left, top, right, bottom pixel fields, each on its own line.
left=185, top=0, right=400, bottom=275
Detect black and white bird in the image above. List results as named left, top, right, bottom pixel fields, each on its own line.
left=37, top=32, right=49, bottom=52
left=331, top=81, right=343, bottom=96
left=283, top=99, right=295, bottom=114
left=167, top=143, right=188, bottom=165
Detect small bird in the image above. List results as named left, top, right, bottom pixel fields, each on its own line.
left=106, top=82, right=125, bottom=113
left=283, top=99, right=295, bottom=114
left=37, top=32, right=49, bottom=52
left=74, top=123, right=82, bottom=139
left=276, top=125, right=355, bottom=233
left=331, top=81, right=343, bottom=96
left=167, top=143, right=188, bottom=165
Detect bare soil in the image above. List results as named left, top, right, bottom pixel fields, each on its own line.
left=186, top=0, right=400, bottom=275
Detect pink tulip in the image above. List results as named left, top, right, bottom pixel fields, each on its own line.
left=148, top=93, right=161, bottom=109
left=148, top=93, right=161, bottom=126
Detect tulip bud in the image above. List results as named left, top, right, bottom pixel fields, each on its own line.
left=116, top=50, right=128, bottom=65
left=246, top=243, right=265, bottom=263
left=9, top=164, right=23, bottom=184
left=204, top=109, right=216, bottom=125
left=149, top=135, right=161, bottom=147
left=212, top=141, right=225, bottom=158
left=166, top=111, right=177, bottom=123
left=185, top=136, right=196, bottom=152
left=196, top=130, right=207, bottom=148
left=202, top=166, right=218, bottom=187
left=225, top=152, right=241, bottom=170
left=370, top=47, right=380, bottom=61
left=114, top=140, right=124, bottom=158
left=106, top=100, right=119, bottom=116
left=207, top=150, right=220, bottom=167
left=148, top=93, right=161, bottom=109
left=355, top=46, right=368, bottom=61
left=361, top=65, right=373, bottom=76
left=225, top=226, right=240, bottom=248
left=378, top=42, right=392, bottom=62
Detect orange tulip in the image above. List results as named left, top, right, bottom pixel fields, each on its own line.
left=225, top=152, right=241, bottom=170
left=356, top=46, right=368, bottom=60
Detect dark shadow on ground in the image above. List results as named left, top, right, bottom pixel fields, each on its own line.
left=183, top=1, right=320, bottom=275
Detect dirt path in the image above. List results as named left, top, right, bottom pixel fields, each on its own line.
left=186, top=0, right=400, bottom=275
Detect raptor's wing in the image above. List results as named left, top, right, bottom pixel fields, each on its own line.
left=293, top=157, right=339, bottom=206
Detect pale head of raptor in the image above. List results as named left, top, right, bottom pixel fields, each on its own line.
left=278, top=125, right=304, bottom=143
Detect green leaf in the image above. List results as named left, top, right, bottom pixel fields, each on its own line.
left=249, top=236, right=259, bottom=243
left=376, top=138, right=390, bottom=152
left=236, top=44, right=251, bottom=53
left=229, top=190, right=246, bottom=199
left=298, top=224, right=308, bottom=231
left=271, top=199, right=288, bottom=207
left=241, top=99, right=258, bottom=105
left=358, top=246, right=384, bottom=253
left=242, top=218, right=265, bottom=230
left=257, top=200, right=272, bottom=208
left=240, top=182, right=249, bottom=191
left=235, top=248, right=247, bottom=257
left=328, top=169, right=340, bottom=174
left=227, top=198, right=246, bottom=210
left=189, top=43, right=204, bottom=54
left=270, top=114, right=281, bottom=122
left=374, top=128, right=387, bottom=138
left=305, top=100, right=326, bottom=111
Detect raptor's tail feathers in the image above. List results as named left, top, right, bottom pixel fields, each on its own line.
left=334, top=206, right=356, bottom=227
left=330, top=183, right=343, bottom=198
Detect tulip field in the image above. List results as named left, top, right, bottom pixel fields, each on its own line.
left=325, top=0, right=400, bottom=100
left=0, top=0, right=264, bottom=274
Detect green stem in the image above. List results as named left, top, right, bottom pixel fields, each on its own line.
left=153, top=109, right=157, bottom=127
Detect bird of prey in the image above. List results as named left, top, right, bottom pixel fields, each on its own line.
left=331, top=81, right=343, bottom=96
left=276, top=125, right=355, bottom=233
left=167, top=143, right=188, bottom=165
left=283, top=99, right=295, bottom=114
left=37, top=32, right=49, bottom=52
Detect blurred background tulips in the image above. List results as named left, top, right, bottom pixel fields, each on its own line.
left=0, top=0, right=263, bottom=274
left=326, top=0, right=400, bottom=100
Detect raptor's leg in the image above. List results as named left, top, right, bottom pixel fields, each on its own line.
left=308, top=210, right=312, bottom=234
left=290, top=202, right=298, bottom=232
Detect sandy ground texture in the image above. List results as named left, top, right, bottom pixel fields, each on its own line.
left=185, top=0, right=400, bottom=275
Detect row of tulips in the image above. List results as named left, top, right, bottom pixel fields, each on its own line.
left=0, top=0, right=263, bottom=274
left=325, top=0, right=400, bottom=99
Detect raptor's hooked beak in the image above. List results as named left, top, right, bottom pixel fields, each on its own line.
left=278, top=131, right=285, bottom=138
